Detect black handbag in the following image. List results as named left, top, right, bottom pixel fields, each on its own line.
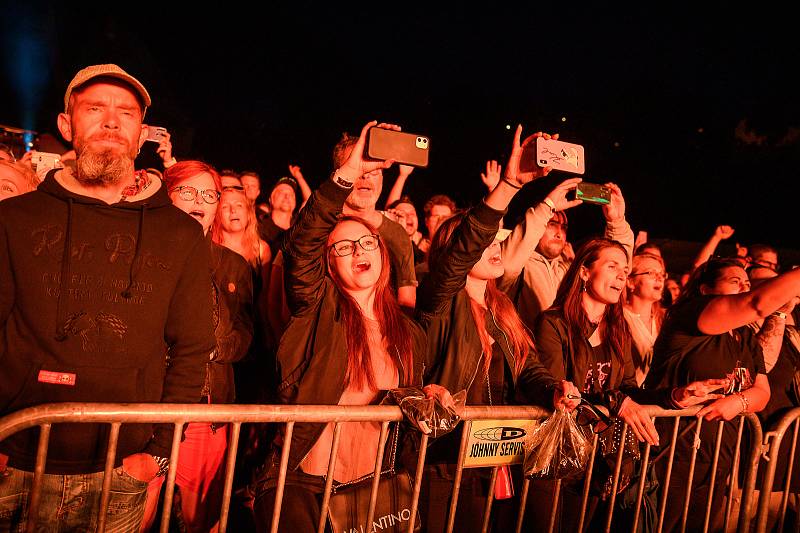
left=327, top=426, right=421, bottom=533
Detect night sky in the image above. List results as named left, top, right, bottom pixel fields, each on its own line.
left=2, top=5, right=798, bottom=261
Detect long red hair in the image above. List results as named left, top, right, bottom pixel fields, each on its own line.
left=324, top=216, right=413, bottom=390
left=429, top=213, right=532, bottom=377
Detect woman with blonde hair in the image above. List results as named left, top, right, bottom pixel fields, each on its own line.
left=623, top=252, right=666, bottom=385
left=214, top=187, right=271, bottom=271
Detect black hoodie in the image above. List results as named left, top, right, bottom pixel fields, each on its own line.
left=0, top=171, right=215, bottom=474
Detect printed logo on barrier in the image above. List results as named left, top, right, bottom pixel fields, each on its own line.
left=473, top=426, right=527, bottom=441
left=463, top=419, right=538, bottom=468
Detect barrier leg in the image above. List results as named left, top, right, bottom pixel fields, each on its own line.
left=270, top=422, right=294, bottom=533
left=96, top=422, right=121, bottom=533
left=218, top=422, right=241, bottom=533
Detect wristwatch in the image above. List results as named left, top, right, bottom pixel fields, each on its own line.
left=772, top=311, right=788, bottom=320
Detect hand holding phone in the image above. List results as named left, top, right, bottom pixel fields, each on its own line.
left=536, top=137, right=585, bottom=175
left=31, top=151, right=63, bottom=181
left=367, top=127, right=430, bottom=168
left=507, top=127, right=554, bottom=187
left=573, top=182, right=611, bottom=205
left=144, top=126, right=167, bottom=143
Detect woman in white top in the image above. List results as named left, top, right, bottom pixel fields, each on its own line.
left=623, top=253, right=666, bottom=385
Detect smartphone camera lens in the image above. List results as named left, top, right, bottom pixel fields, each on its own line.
left=539, top=159, right=547, bottom=165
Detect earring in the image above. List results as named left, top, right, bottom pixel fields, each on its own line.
left=581, top=279, right=587, bottom=292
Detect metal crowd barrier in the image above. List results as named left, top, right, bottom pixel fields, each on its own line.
left=754, top=406, right=800, bottom=533
left=0, top=403, right=762, bottom=533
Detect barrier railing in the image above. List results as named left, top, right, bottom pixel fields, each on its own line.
left=0, top=403, right=762, bottom=533
left=754, top=406, right=800, bottom=533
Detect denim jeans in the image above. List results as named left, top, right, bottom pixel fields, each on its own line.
left=0, top=464, right=147, bottom=532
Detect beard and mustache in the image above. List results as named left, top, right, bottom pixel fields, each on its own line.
left=74, top=132, right=137, bottom=187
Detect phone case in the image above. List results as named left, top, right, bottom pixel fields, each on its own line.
left=146, top=126, right=167, bottom=142
left=535, top=137, right=585, bottom=175
left=367, top=128, right=430, bottom=168
left=575, top=183, right=611, bottom=205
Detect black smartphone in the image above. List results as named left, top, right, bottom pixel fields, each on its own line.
left=574, top=182, right=611, bottom=205
left=366, top=127, right=430, bottom=168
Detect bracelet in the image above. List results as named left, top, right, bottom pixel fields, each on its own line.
left=543, top=197, right=557, bottom=213
left=333, top=174, right=354, bottom=189
left=735, top=392, right=749, bottom=413
left=670, top=387, right=684, bottom=409
left=501, top=177, right=522, bottom=190
left=153, top=455, right=170, bottom=477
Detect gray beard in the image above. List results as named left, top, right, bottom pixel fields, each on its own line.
left=345, top=192, right=379, bottom=211
left=75, top=148, right=134, bottom=186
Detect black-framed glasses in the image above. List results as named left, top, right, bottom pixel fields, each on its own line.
left=629, top=270, right=666, bottom=281
left=330, top=234, right=380, bottom=257
left=171, top=186, right=221, bottom=204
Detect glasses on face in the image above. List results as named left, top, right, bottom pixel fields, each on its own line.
left=170, top=186, right=221, bottom=204
left=629, top=270, right=666, bottom=281
left=330, top=234, right=380, bottom=257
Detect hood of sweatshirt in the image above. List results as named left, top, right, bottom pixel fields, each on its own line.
left=38, top=170, right=173, bottom=341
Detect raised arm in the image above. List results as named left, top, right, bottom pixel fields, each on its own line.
left=284, top=121, right=396, bottom=316
left=692, top=225, right=735, bottom=270
left=500, top=177, right=583, bottom=285
left=601, top=182, right=634, bottom=260
left=698, top=268, right=800, bottom=334
left=418, top=126, right=552, bottom=316
left=385, top=164, right=414, bottom=208
left=288, top=164, right=313, bottom=207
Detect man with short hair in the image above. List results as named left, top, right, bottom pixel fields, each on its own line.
left=332, top=131, right=417, bottom=309
left=240, top=170, right=261, bottom=203
left=0, top=64, right=214, bottom=531
left=422, top=194, right=456, bottom=244
left=258, top=176, right=299, bottom=256
left=386, top=196, right=425, bottom=264
left=499, top=179, right=634, bottom=331
left=748, top=243, right=780, bottom=272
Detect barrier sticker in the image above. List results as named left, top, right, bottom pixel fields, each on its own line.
left=463, top=419, right=538, bottom=468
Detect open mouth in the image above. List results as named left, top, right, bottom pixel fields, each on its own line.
left=189, top=209, right=205, bottom=220
left=609, top=285, right=623, bottom=293
left=353, top=260, right=372, bottom=273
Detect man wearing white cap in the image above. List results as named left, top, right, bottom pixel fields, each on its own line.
left=0, top=64, right=214, bottom=531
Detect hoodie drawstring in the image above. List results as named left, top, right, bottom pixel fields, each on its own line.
left=121, top=204, right=147, bottom=299
left=54, top=198, right=74, bottom=341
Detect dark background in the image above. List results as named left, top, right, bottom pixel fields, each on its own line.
left=2, top=4, right=798, bottom=264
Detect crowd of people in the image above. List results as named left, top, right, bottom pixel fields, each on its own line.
left=1, top=63, right=799, bottom=533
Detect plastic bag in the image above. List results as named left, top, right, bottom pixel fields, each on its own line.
left=523, top=408, right=592, bottom=480
left=384, top=387, right=466, bottom=438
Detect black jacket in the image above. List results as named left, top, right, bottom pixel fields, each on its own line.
left=206, top=240, right=254, bottom=404
left=276, top=180, right=425, bottom=471
left=0, top=172, right=214, bottom=473
left=535, top=309, right=671, bottom=413
left=417, top=201, right=556, bottom=408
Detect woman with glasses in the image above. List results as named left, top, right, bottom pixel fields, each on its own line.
left=139, top=161, right=254, bottom=532
left=644, top=256, right=797, bottom=531
left=624, top=253, right=667, bottom=385
left=252, top=122, right=433, bottom=532
left=418, top=127, right=580, bottom=533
